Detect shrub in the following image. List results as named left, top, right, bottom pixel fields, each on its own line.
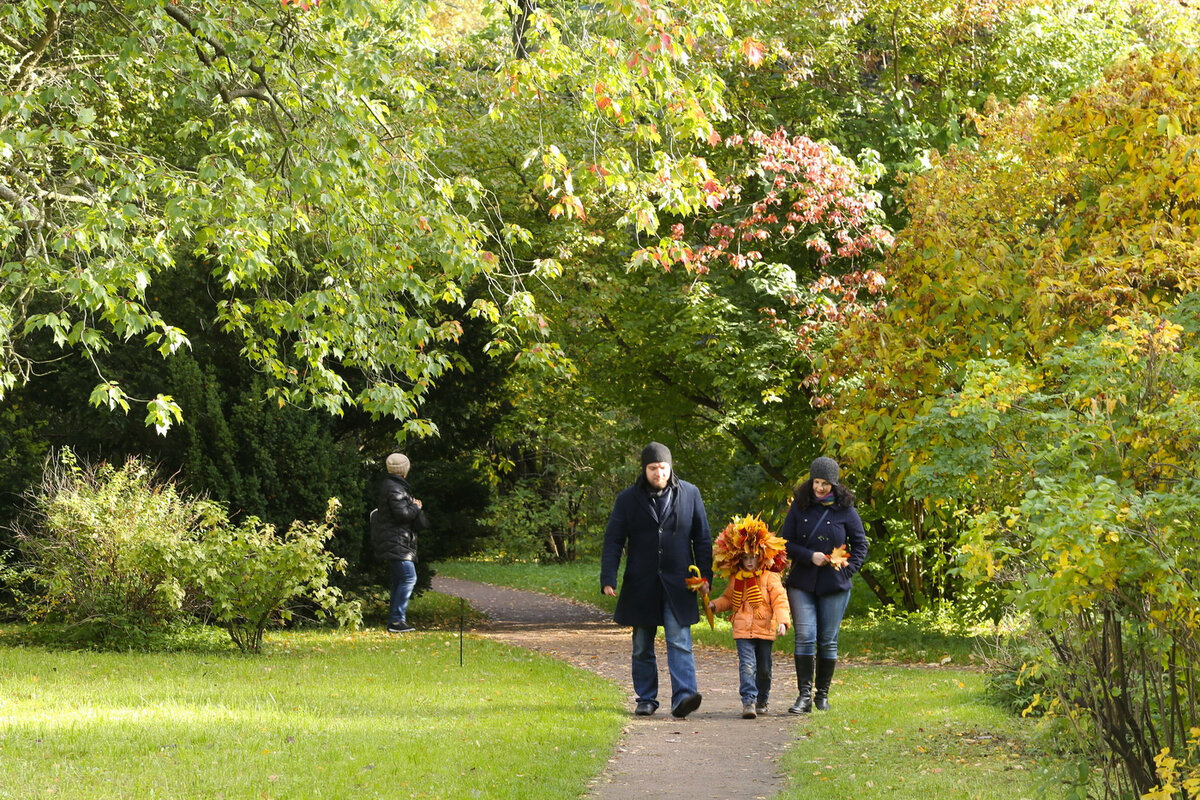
left=4, top=451, right=360, bottom=652
left=976, top=629, right=1051, bottom=717
left=476, top=480, right=584, bottom=563
left=187, top=498, right=361, bottom=653
left=4, top=450, right=218, bottom=639
left=910, top=309, right=1200, bottom=797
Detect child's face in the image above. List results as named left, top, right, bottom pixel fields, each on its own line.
left=741, top=554, right=760, bottom=571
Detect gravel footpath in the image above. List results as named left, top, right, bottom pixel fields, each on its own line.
left=432, top=576, right=803, bottom=800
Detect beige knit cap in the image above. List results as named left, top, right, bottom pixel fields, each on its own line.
left=385, top=453, right=410, bottom=477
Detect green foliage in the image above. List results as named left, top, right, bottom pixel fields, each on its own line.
left=426, top=0, right=899, bottom=510
left=350, top=585, right=488, bottom=629
left=819, top=48, right=1200, bottom=795
left=828, top=46, right=1200, bottom=478
left=1, top=0, right=522, bottom=432
left=907, top=310, right=1200, bottom=797
left=3, top=617, right=234, bottom=653
left=187, top=498, right=360, bottom=653
left=5, top=0, right=1196, bottom=639
left=721, top=0, right=1198, bottom=187
left=5, top=451, right=218, bottom=638
left=0, top=394, right=49, bottom=548
left=0, top=338, right=371, bottom=587
left=476, top=479, right=578, bottom=563
left=821, top=47, right=1200, bottom=611
left=6, top=451, right=360, bottom=652
left=422, top=0, right=1195, bottom=569
left=978, top=630, right=1054, bottom=718
left=181, top=368, right=368, bottom=567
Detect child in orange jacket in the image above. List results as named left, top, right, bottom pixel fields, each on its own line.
left=708, top=515, right=791, bottom=718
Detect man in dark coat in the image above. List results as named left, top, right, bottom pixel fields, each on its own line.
left=370, top=453, right=426, bottom=633
left=601, top=442, right=713, bottom=718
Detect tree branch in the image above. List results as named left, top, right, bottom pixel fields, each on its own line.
left=0, top=30, right=23, bottom=52
left=7, top=164, right=97, bottom=207
left=10, top=5, right=60, bottom=94
left=161, top=5, right=275, bottom=107
left=0, top=178, right=45, bottom=229
left=511, top=0, right=536, bottom=59
left=596, top=313, right=790, bottom=485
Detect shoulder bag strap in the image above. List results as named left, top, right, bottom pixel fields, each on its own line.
left=805, top=508, right=833, bottom=545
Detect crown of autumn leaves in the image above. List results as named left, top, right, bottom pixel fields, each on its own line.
left=713, top=514, right=788, bottom=577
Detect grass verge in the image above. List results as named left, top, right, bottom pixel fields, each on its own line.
left=778, top=666, right=1066, bottom=800
left=0, top=627, right=624, bottom=800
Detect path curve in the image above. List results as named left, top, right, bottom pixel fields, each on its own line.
left=432, top=576, right=802, bottom=800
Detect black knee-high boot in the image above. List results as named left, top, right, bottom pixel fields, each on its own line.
left=788, top=655, right=814, bottom=714
left=814, top=657, right=837, bottom=711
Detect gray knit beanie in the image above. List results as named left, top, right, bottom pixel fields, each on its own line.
left=385, top=453, right=411, bottom=477
left=641, top=441, right=673, bottom=466
left=809, top=456, right=840, bottom=485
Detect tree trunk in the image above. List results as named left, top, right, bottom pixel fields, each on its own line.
left=512, top=0, right=536, bottom=59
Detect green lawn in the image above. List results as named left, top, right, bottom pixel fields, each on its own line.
left=0, top=563, right=1068, bottom=799
left=0, top=627, right=625, bottom=800
left=777, top=666, right=1066, bottom=800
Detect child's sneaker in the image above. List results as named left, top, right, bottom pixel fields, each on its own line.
left=741, top=702, right=757, bottom=719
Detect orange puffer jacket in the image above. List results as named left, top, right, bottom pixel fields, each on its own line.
left=711, top=570, right=791, bottom=640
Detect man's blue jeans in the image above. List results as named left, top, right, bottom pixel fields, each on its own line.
left=631, top=601, right=698, bottom=710
left=387, top=559, right=417, bottom=627
left=736, top=638, right=775, bottom=705
left=787, top=586, right=850, bottom=659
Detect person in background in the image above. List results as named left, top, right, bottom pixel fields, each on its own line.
left=780, top=456, right=868, bottom=713
left=370, top=453, right=427, bottom=634
left=601, top=442, right=713, bottom=719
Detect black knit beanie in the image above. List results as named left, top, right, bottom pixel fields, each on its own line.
left=809, top=456, right=840, bottom=485
left=641, top=441, right=673, bottom=466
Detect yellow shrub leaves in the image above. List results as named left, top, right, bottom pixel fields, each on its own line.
left=821, top=50, right=1200, bottom=493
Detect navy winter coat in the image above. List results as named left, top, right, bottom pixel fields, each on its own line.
left=600, top=478, right=713, bottom=628
left=780, top=498, right=868, bottom=596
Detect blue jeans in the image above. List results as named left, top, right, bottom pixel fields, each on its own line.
left=788, top=586, right=850, bottom=659
left=736, top=638, right=775, bottom=705
left=631, top=602, right=698, bottom=710
left=387, top=559, right=417, bottom=626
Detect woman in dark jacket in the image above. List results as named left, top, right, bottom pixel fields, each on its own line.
left=370, top=453, right=427, bottom=633
left=780, top=456, right=868, bottom=713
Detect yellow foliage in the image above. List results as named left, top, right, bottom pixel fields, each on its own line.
left=821, top=49, right=1200, bottom=490
left=1148, top=731, right=1200, bottom=800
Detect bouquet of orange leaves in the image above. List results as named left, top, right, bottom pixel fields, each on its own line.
left=828, top=545, right=851, bottom=570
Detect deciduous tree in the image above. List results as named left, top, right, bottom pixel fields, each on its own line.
left=1, top=0, right=519, bottom=432
left=820, top=48, right=1200, bottom=792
